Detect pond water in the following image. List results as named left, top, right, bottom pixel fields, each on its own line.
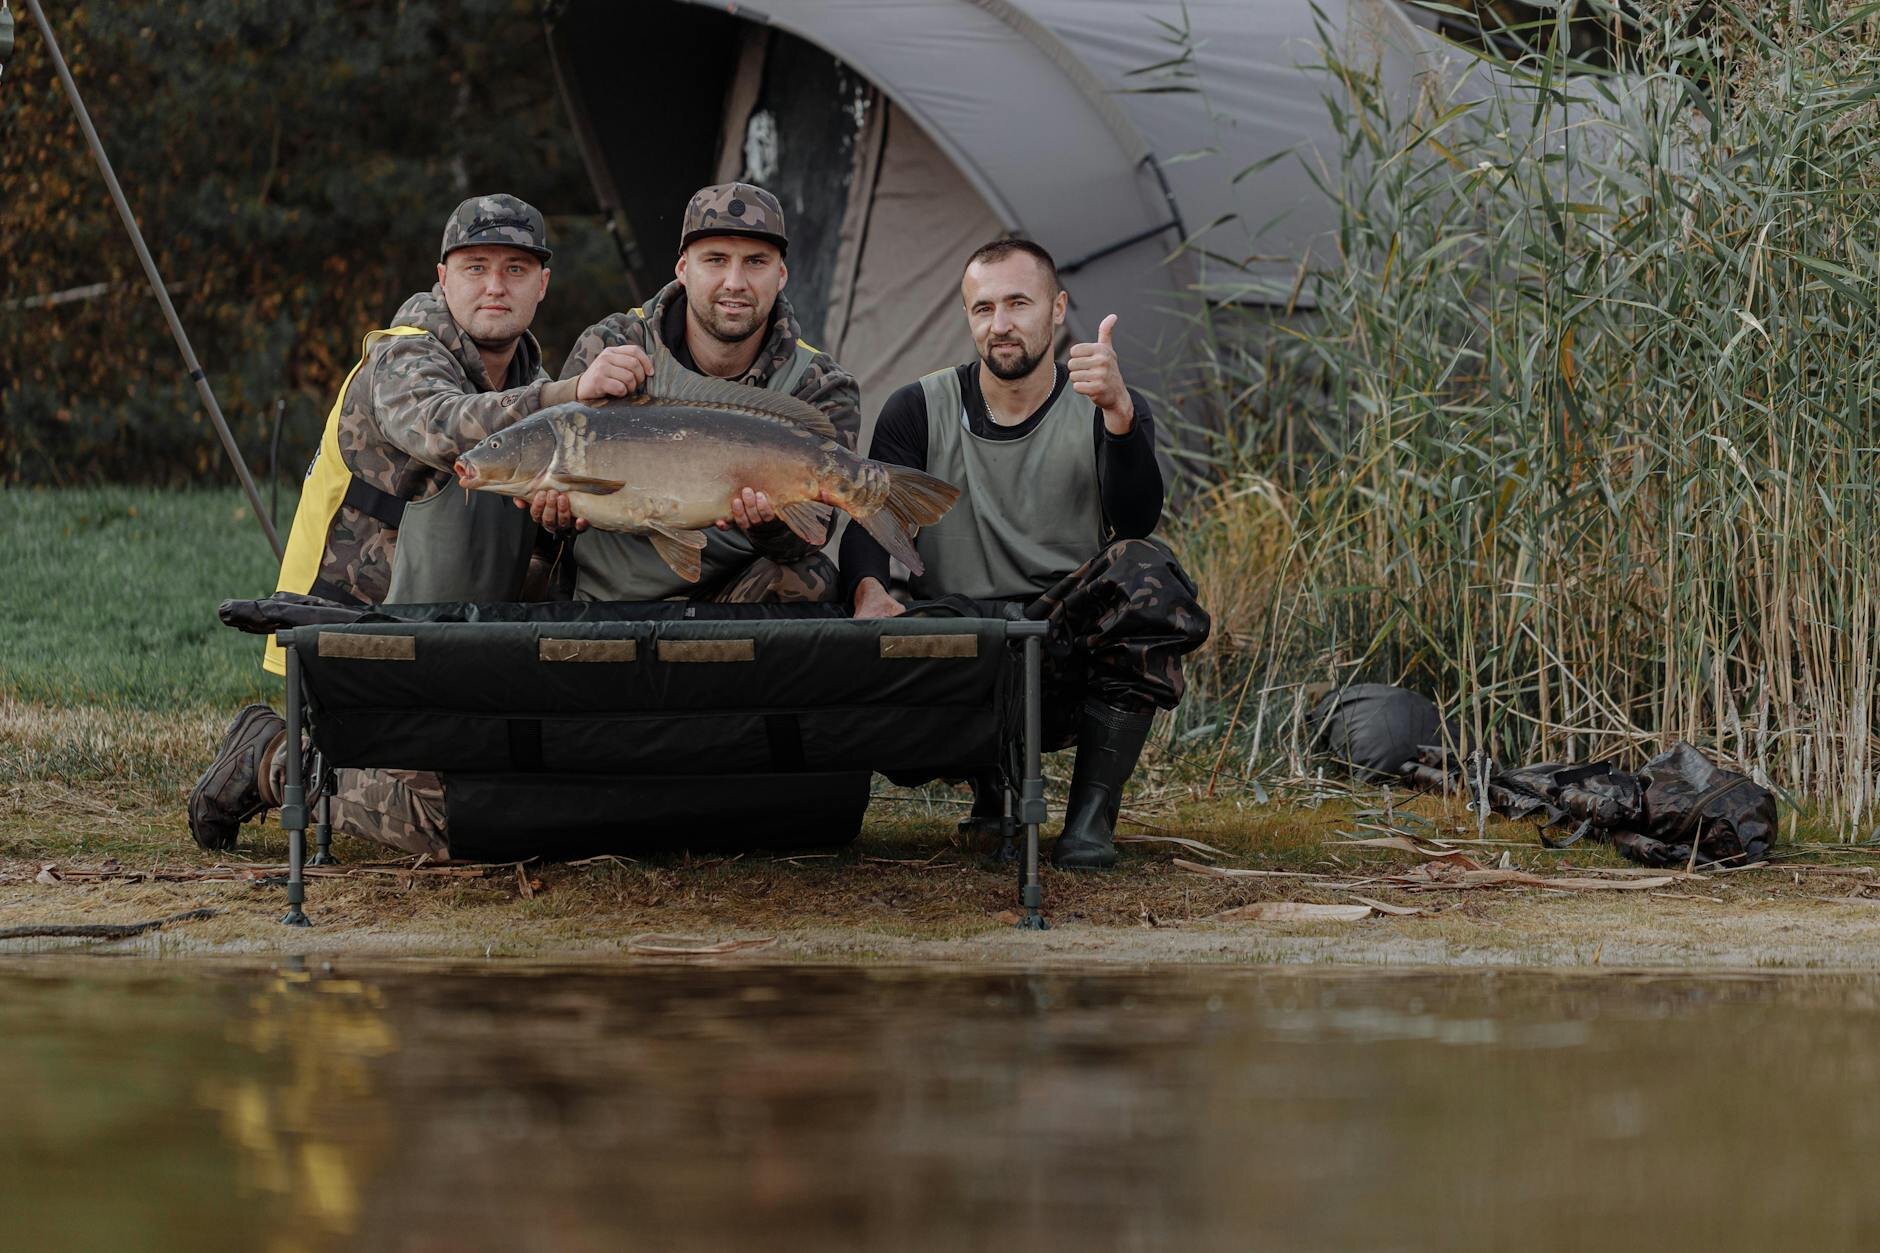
left=2, top=958, right=1874, bottom=1251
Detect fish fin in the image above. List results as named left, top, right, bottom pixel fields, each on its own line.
left=856, top=509, right=926, bottom=577
left=645, top=341, right=841, bottom=441
left=775, top=499, right=833, bottom=546
left=557, top=473, right=627, bottom=495
left=646, top=525, right=707, bottom=583
left=853, top=467, right=961, bottom=577
left=881, top=465, right=961, bottom=530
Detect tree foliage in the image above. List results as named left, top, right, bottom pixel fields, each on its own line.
left=0, top=0, right=629, bottom=486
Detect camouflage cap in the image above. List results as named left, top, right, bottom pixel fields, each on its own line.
left=679, top=182, right=788, bottom=254
left=439, top=194, right=552, bottom=263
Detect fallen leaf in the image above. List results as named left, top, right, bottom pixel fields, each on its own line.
left=35, top=865, right=60, bottom=885
left=1115, top=833, right=1229, bottom=859
left=993, top=910, right=1022, bottom=925
left=1215, top=902, right=1373, bottom=923
left=626, top=934, right=776, bottom=956
left=1172, top=858, right=1328, bottom=881
left=1389, top=865, right=1677, bottom=892
left=1345, top=895, right=1425, bottom=917
left=1543, top=875, right=1677, bottom=891
left=1337, top=837, right=1484, bottom=869
left=1338, top=835, right=1435, bottom=854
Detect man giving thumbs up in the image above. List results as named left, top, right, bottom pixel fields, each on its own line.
left=841, top=237, right=1210, bottom=869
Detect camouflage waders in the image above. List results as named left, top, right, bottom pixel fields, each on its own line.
left=711, top=553, right=839, bottom=605
left=1023, top=538, right=1211, bottom=748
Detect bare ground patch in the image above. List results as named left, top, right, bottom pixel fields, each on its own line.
left=9, top=762, right=1880, bottom=969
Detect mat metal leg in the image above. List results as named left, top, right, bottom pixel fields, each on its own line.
left=996, top=783, right=1019, bottom=865
left=278, top=633, right=311, bottom=927
left=1016, top=630, right=1049, bottom=930
left=308, top=753, right=337, bottom=867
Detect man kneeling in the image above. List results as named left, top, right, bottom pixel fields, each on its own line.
left=841, top=239, right=1210, bottom=868
left=188, top=195, right=639, bottom=858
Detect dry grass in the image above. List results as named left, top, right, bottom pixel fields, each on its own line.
left=9, top=699, right=1880, bottom=968
left=0, top=695, right=228, bottom=791
left=1164, top=3, right=1880, bottom=836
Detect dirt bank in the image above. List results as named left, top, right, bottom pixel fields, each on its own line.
left=7, top=778, right=1880, bottom=970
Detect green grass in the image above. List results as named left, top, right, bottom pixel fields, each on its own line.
left=0, top=486, right=290, bottom=710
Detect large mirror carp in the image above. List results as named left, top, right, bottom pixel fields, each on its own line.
left=454, top=347, right=958, bottom=581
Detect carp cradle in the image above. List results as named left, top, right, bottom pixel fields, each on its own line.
left=264, top=601, right=1055, bottom=929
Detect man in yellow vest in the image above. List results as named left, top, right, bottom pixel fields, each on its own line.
left=187, top=194, right=643, bottom=852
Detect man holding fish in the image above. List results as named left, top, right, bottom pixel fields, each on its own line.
left=523, top=182, right=872, bottom=603
left=188, top=194, right=649, bottom=855
left=838, top=238, right=1211, bottom=870
left=191, top=184, right=899, bottom=859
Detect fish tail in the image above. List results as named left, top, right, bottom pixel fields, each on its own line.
left=853, top=466, right=960, bottom=576
left=881, top=465, right=959, bottom=530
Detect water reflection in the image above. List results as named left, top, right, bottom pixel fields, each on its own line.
left=196, top=969, right=397, bottom=1248
left=2, top=961, right=1878, bottom=1251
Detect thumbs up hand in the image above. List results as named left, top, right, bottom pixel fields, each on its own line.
left=1067, top=313, right=1134, bottom=434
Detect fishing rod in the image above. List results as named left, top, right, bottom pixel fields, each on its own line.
left=4, top=0, right=284, bottom=558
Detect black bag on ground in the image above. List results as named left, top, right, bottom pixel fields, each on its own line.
left=1407, top=741, right=1777, bottom=869
left=1308, top=683, right=1456, bottom=781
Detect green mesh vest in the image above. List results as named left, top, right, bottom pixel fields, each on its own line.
left=910, top=366, right=1104, bottom=601
left=573, top=342, right=819, bottom=601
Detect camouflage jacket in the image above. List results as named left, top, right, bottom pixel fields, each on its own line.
left=559, top=282, right=860, bottom=562
left=320, top=286, right=574, bottom=604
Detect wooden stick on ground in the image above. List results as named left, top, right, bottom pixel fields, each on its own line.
left=0, top=907, right=219, bottom=941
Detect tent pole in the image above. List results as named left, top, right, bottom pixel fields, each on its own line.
left=20, top=0, right=282, bottom=559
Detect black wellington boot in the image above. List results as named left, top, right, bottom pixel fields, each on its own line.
left=957, top=771, right=1009, bottom=847
left=1052, top=701, right=1155, bottom=870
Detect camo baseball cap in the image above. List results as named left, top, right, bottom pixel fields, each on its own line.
left=439, top=194, right=552, bottom=263
left=679, top=182, right=788, bottom=254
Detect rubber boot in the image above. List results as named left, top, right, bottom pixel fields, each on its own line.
left=1052, top=701, right=1155, bottom=870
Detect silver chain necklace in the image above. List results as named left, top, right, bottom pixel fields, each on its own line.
left=981, top=363, right=1061, bottom=427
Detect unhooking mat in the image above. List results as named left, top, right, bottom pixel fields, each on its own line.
left=265, top=600, right=1032, bottom=860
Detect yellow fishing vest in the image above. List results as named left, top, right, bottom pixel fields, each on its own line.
left=263, top=326, right=429, bottom=675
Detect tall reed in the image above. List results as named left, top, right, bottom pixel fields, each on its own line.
left=1173, top=2, right=1880, bottom=831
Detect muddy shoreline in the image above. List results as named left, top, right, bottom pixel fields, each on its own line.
left=9, top=794, right=1880, bottom=971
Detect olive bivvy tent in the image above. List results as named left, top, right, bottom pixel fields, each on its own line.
left=542, top=0, right=1453, bottom=434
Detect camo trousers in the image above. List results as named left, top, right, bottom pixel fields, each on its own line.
left=1025, top=538, right=1211, bottom=747
left=287, top=551, right=838, bottom=858
left=710, top=552, right=838, bottom=604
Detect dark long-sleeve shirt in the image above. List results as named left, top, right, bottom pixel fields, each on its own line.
left=838, top=362, right=1163, bottom=601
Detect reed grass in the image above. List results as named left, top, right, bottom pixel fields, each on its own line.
left=1167, top=2, right=1880, bottom=832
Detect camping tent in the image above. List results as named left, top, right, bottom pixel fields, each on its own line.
left=544, top=0, right=1453, bottom=434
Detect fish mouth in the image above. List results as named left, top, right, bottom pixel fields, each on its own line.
left=453, top=459, right=480, bottom=488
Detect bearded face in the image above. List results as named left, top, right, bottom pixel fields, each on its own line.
left=962, top=253, right=1065, bottom=384
left=677, top=238, right=787, bottom=345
